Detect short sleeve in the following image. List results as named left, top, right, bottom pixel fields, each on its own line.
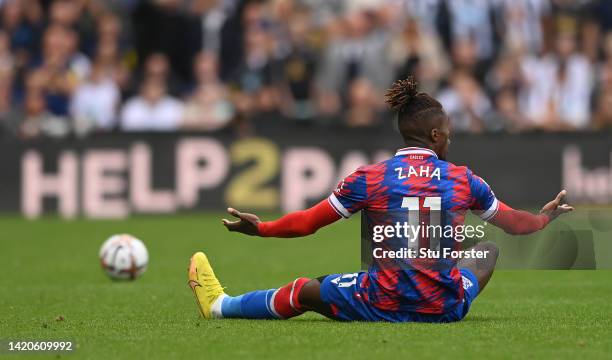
left=328, top=167, right=368, bottom=218
left=467, top=169, right=499, bottom=221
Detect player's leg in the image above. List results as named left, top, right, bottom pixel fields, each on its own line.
left=441, top=241, right=499, bottom=322
left=188, top=252, right=332, bottom=320
left=297, top=277, right=335, bottom=318
left=211, top=278, right=312, bottom=319
left=456, top=241, right=499, bottom=293
left=216, top=277, right=334, bottom=320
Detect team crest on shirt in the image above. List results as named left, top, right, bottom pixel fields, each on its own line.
left=462, top=276, right=473, bottom=290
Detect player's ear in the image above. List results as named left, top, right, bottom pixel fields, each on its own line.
left=430, top=128, right=439, bottom=143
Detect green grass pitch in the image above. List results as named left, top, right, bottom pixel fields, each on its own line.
left=1, top=214, right=611, bottom=359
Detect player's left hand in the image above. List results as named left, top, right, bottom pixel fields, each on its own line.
left=222, top=208, right=261, bottom=236
left=540, top=190, right=574, bottom=221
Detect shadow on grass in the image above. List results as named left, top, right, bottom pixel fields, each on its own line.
left=461, top=314, right=512, bottom=323
left=193, top=313, right=508, bottom=326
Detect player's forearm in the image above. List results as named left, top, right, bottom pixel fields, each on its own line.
left=257, top=211, right=317, bottom=237
left=489, top=201, right=549, bottom=235
left=257, top=199, right=341, bottom=238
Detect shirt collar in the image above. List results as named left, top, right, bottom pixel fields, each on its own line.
left=395, top=147, right=438, bottom=158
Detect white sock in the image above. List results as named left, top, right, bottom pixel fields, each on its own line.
left=211, top=294, right=227, bottom=318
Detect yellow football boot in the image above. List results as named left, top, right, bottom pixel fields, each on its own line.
left=188, top=252, right=225, bottom=318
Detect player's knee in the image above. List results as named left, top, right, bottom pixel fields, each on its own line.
left=297, top=278, right=320, bottom=309
left=295, top=278, right=336, bottom=318
left=479, top=241, right=499, bottom=262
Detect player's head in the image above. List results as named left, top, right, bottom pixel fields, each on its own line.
left=385, top=77, right=450, bottom=160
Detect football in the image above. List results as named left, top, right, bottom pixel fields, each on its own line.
left=99, top=234, right=148, bottom=280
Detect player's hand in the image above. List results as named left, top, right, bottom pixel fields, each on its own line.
left=540, top=190, right=574, bottom=221
left=222, top=208, right=261, bottom=236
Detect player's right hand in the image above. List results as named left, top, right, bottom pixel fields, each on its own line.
left=540, top=190, right=574, bottom=221
left=222, top=208, right=261, bottom=236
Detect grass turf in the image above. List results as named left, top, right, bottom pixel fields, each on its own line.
left=1, top=214, right=611, bottom=359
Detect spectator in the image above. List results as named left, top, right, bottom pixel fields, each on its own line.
left=485, top=53, right=524, bottom=96
left=0, top=29, right=14, bottom=79
left=0, top=34, right=12, bottom=135
left=0, top=0, right=609, bottom=136
left=70, top=64, right=120, bottom=133
left=231, top=23, right=280, bottom=115
left=497, top=0, right=550, bottom=54
left=143, top=52, right=172, bottom=85
left=345, top=78, right=381, bottom=127
left=438, top=70, right=491, bottom=133
left=93, top=36, right=130, bottom=94
left=32, top=25, right=90, bottom=118
left=520, top=30, right=593, bottom=130
left=120, top=77, right=184, bottom=131
left=39, top=5, right=92, bottom=79
left=189, top=0, right=247, bottom=82
left=94, top=12, right=130, bottom=67
left=392, top=17, right=449, bottom=94
left=182, top=51, right=234, bottom=130
left=131, top=0, right=202, bottom=84
left=317, top=8, right=394, bottom=115
left=595, top=32, right=612, bottom=94
left=49, top=0, right=82, bottom=28
left=2, top=0, right=43, bottom=61
left=130, top=52, right=181, bottom=97
left=485, top=87, right=527, bottom=132
left=450, top=37, right=487, bottom=82
left=402, top=0, right=441, bottom=36
left=593, top=87, right=612, bottom=130
left=97, top=12, right=122, bottom=43
left=19, top=89, right=70, bottom=139
left=440, top=0, right=497, bottom=62
left=277, top=8, right=318, bottom=120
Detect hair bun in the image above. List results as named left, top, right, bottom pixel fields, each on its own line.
left=384, top=76, right=419, bottom=111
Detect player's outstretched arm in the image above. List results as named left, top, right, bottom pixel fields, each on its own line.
left=222, top=199, right=342, bottom=237
left=489, top=190, right=574, bottom=235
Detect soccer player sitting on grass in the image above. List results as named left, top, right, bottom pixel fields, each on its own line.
left=188, top=77, right=573, bottom=323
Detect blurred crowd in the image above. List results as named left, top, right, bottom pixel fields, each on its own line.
left=1, top=0, right=612, bottom=139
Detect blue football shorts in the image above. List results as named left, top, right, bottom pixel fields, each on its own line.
left=319, top=268, right=480, bottom=323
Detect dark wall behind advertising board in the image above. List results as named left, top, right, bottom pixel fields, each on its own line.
left=1, top=126, right=611, bottom=218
